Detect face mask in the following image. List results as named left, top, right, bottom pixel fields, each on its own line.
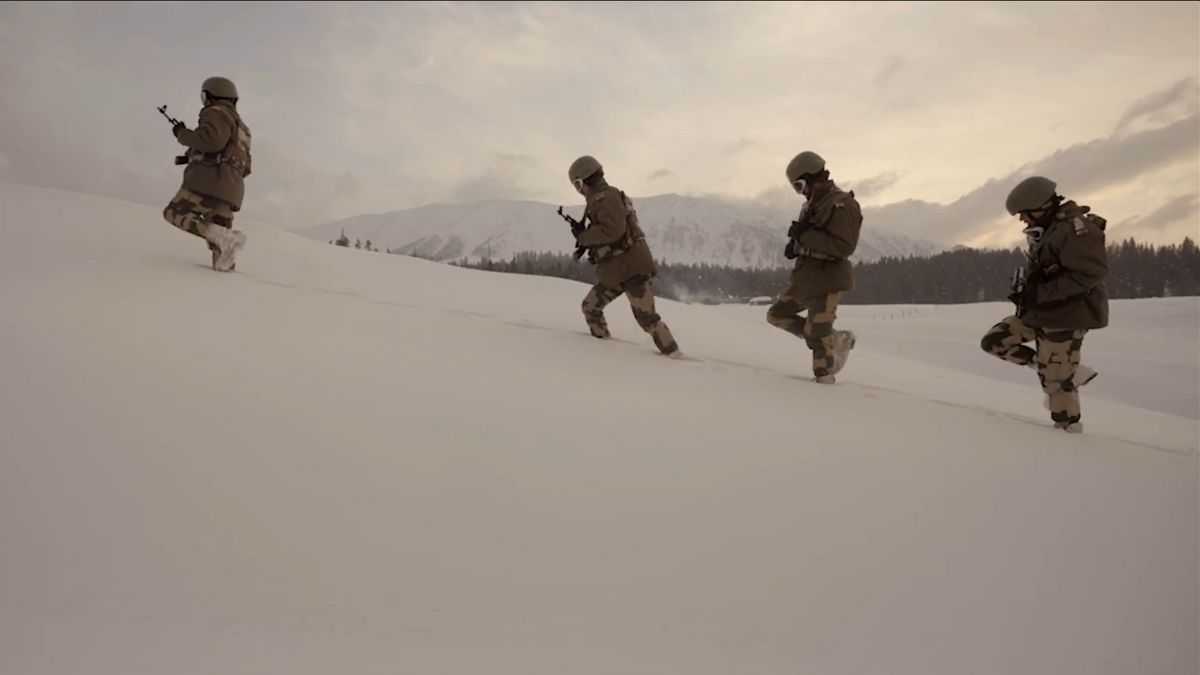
left=791, top=177, right=808, bottom=196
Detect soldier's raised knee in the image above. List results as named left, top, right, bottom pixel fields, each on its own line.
left=766, top=303, right=787, bottom=326
left=980, top=331, right=1001, bottom=353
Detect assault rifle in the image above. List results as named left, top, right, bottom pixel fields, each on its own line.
left=157, top=105, right=189, bottom=165
left=1010, top=266, right=1027, bottom=317
left=556, top=206, right=590, bottom=262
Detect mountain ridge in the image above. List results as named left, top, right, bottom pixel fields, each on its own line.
left=303, top=193, right=943, bottom=268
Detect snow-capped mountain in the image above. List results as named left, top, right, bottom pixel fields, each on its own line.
left=304, top=194, right=942, bottom=267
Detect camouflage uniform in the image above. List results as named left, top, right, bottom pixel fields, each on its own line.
left=163, top=187, right=234, bottom=237
left=767, top=181, right=862, bottom=378
left=162, top=97, right=252, bottom=267
left=981, top=200, right=1108, bottom=426
left=576, top=180, right=679, bottom=355
left=767, top=292, right=845, bottom=377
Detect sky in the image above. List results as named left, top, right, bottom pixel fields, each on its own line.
left=0, top=1, right=1196, bottom=248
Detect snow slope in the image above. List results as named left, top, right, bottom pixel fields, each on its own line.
left=714, top=299, right=1200, bottom=421
left=2, top=183, right=1196, bottom=675
left=305, top=193, right=941, bottom=267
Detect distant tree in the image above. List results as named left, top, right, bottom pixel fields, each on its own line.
left=446, top=237, right=1198, bottom=304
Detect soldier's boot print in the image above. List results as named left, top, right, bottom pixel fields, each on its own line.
left=625, top=276, right=679, bottom=355
left=980, top=315, right=1039, bottom=366
left=582, top=284, right=623, bottom=339
left=1036, top=328, right=1088, bottom=429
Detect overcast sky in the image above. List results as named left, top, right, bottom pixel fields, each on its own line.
left=1, top=1, right=1196, bottom=247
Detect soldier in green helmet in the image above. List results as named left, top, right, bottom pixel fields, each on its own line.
left=162, top=76, right=253, bottom=272
left=981, top=176, right=1109, bottom=433
left=566, top=156, right=681, bottom=357
left=766, top=151, right=862, bottom=383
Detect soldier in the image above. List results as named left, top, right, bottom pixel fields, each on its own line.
left=162, top=76, right=252, bottom=272
left=567, top=156, right=681, bottom=357
left=766, top=151, right=861, bottom=383
left=981, top=176, right=1107, bottom=433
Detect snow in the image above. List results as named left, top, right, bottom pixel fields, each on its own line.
left=2, top=182, right=1196, bottom=675
left=714, top=300, right=1200, bottom=422
left=304, top=193, right=942, bottom=268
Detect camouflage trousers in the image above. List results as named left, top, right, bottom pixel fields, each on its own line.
left=981, top=315, right=1088, bottom=424
left=163, top=188, right=234, bottom=247
left=582, top=275, right=679, bottom=355
left=766, top=292, right=840, bottom=377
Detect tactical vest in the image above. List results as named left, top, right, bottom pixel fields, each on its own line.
left=792, top=189, right=852, bottom=261
left=188, top=105, right=252, bottom=177
left=1025, top=204, right=1107, bottom=282
left=588, top=191, right=643, bottom=264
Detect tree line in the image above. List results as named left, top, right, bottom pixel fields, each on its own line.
left=376, top=237, right=1200, bottom=305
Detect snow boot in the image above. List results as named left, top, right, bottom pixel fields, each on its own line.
left=828, top=330, right=856, bottom=376
left=205, top=226, right=246, bottom=272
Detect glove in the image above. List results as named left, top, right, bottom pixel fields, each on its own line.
left=172, top=121, right=187, bottom=137
left=570, top=223, right=585, bottom=238
left=784, top=239, right=799, bottom=260
left=787, top=219, right=812, bottom=240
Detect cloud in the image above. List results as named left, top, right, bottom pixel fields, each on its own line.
left=236, top=139, right=378, bottom=226
left=864, top=110, right=1199, bottom=245
left=749, top=184, right=798, bottom=213
left=745, top=81, right=1198, bottom=245
left=1120, top=193, right=1200, bottom=233
left=1113, top=77, right=1199, bottom=134
left=845, top=171, right=901, bottom=199
left=724, top=139, right=757, bottom=155
left=0, top=1, right=1196, bottom=241
left=446, top=153, right=540, bottom=203
left=875, top=56, right=906, bottom=85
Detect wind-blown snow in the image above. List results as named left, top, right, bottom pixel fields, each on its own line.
left=2, top=183, right=1196, bottom=675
